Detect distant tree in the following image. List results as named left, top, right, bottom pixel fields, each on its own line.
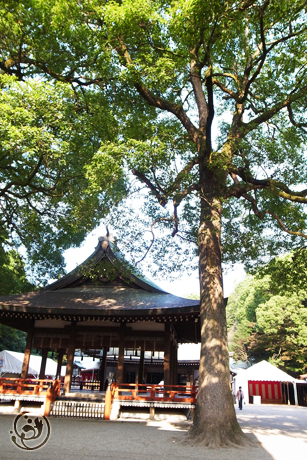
left=0, top=245, right=33, bottom=296
left=227, top=254, right=307, bottom=376
left=0, top=324, right=26, bottom=353
left=0, top=246, right=33, bottom=352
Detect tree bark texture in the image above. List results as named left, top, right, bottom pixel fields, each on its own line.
left=187, top=170, right=248, bottom=447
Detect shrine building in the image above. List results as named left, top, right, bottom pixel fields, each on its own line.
left=0, top=237, right=201, bottom=393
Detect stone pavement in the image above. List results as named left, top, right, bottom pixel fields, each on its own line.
left=0, top=405, right=306, bottom=460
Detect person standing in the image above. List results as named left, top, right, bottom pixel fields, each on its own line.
left=236, top=386, right=244, bottom=410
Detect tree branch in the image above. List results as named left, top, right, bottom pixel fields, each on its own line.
left=115, top=40, right=199, bottom=143
left=212, top=72, right=239, bottom=85
left=287, top=103, right=307, bottom=132
left=241, top=85, right=307, bottom=136
left=132, top=169, right=167, bottom=206
left=190, top=33, right=208, bottom=129
left=150, top=167, right=166, bottom=194
left=212, top=78, right=239, bottom=101
left=135, top=216, right=175, bottom=264
left=165, top=157, right=199, bottom=195
left=240, top=8, right=268, bottom=102
left=0, top=155, right=44, bottom=197
left=205, top=66, right=215, bottom=151
left=268, top=211, right=307, bottom=239
left=226, top=169, right=307, bottom=204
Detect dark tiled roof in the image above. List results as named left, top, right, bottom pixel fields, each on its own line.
left=0, top=238, right=200, bottom=317
left=0, top=286, right=199, bottom=316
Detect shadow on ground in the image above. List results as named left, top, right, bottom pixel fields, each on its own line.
left=0, top=413, right=275, bottom=460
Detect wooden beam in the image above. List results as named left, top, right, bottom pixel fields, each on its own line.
left=0, top=317, right=33, bottom=332
left=169, top=338, right=173, bottom=385
left=139, top=349, right=145, bottom=384
left=173, top=343, right=178, bottom=385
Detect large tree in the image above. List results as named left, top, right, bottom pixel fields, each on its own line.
left=2, top=0, right=307, bottom=446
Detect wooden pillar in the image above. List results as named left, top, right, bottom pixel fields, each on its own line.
left=189, top=369, right=194, bottom=386
left=56, top=349, right=64, bottom=379
left=287, top=382, right=290, bottom=405
left=64, top=322, right=76, bottom=394
left=21, top=325, right=34, bottom=379
left=169, top=339, right=174, bottom=386
left=139, top=349, right=145, bottom=383
left=99, top=346, right=108, bottom=391
left=172, top=343, right=178, bottom=385
left=164, top=324, right=171, bottom=386
left=117, top=326, right=125, bottom=384
left=39, top=348, right=48, bottom=380
left=104, top=382, right=112, bottom=420
left=293, top=382, right=298, bottom=406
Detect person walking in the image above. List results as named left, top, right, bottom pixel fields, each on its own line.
left=236, top=386, right=244, bottom=410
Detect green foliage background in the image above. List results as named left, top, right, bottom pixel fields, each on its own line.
left=0, top=247, right=33, bottom=352
left=227, top=252, right=307, bottom=376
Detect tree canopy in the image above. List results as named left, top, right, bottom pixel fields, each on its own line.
left=0, top=74, right=125, bottom=282
left=1, top=1, right=307, bottom=261
left=1, top=0, right=307, bottom=447
left=2, top=1, right=307, bottom=272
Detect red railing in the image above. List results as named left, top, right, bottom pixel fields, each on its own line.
left=0, top=378, right=61, bottom=416
left=0, top=377, right=60, bottom=396
left=111, top=383, right=198, bottom=404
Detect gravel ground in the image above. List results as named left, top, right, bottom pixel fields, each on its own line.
left=0, top=405, right=306, bottom=460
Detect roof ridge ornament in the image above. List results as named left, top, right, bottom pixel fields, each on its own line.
left=98, top=225, right=114, bottom=250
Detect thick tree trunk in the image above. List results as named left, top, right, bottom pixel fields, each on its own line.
left=186, top=175, right=249, bottom=447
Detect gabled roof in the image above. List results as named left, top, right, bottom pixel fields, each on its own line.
left=0, top=237, right=200, bottom=320
left=48, top=237, right=167, bottom=294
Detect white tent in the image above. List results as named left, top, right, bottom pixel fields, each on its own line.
left=238, top=360, right=297, bottom=382
left=234, top=360, right=299, bottom=405
left=0, top=350, right=58, bottom=378
left=0, top=350, right=37, bottom=377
